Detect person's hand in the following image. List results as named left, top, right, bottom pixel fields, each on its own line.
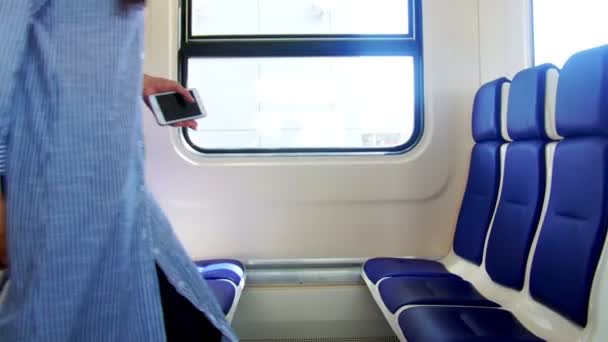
left=142, top=74, right=198, bottom=130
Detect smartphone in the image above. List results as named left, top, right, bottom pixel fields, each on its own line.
left=147, top=89, right=206, bottom=126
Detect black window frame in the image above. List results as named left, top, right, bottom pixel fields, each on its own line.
left=179, top=0, right=424, bottom=155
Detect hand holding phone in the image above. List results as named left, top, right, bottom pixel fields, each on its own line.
left=147, top=89, right=206, bottom=126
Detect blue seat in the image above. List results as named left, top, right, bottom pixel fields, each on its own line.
left=394, top=45, right=608, bottom=341
left=207, top=279, right=237, bottom=315
left=376, top=65, right=557, bottom=317
left=363, top=258, right=456, bottom=284
left=195, top=259, right=245, bottom=321
left=379, top=277, right=498, bottom=314
left=484, top=64, right=557, bottom=290
left=529, top=44, right=608, bottom=327
left=363, top=78, right=509, bottom=285
left=195, top=259, right=245, bottom=287
left=399, top=307, right=544, bottom=342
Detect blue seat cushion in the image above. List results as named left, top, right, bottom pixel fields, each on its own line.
left=363, top=258, right=459, bottom=284
left=196, top=258, right=245, bottom=270
left=378, top=277, right=499, bottom=313
left=529, top=139, right=608, bottom=326
left=200, top=269, right=242, bottom=286
left=484, top=142, right=545, bottom=290
left=207, top=279, right=236, bottom=315
left=195, top=259, right=245, bottom=286
left=506, top=64, right=557, bottom=140
left=452, top=142, right=502, bottom=265
left=399, top=307, right=544, bottom=342
left=527, top=44, right=608, bottom=327
left=472, top=77, right=509, bottom=142
left=555, top=44, right=608, bottom=138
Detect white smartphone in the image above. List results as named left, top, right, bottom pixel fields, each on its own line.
left=147, top=89, right=206, bottom=126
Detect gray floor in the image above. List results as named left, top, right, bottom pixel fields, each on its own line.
left=242, top=337, right=399, bottom=342
left=232, top=284, right=397, bottom=340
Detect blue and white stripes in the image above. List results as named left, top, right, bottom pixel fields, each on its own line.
left=0, top=1, right=237, bottom=341
left=0, top=144, right=5, bottom=176
left=0, top=0, right=30, bottom=177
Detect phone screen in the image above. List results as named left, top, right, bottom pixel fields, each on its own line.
left=156, top=91, right=202, bottom=122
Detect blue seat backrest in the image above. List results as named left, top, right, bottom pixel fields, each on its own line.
left=530, top=44, right=608, bottom=327
left=484, top=64, right=558, bottom=290
left=453, top=78, right=509, bottom=265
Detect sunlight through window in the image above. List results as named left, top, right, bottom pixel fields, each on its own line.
left=533, top=0, right=608, bottom=67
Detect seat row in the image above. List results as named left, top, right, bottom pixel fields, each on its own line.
left=362, top=44, right=608, bottom=341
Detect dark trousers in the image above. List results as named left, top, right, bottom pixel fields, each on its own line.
left=157, top=266, right=222, bottom=341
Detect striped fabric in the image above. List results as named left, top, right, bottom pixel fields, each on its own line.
left=0, top=1, right=237, bottom=341
left=0, top=145, right=6, bottom=175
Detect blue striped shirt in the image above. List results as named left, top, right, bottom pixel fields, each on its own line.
left=0, top=1, right=237, bottom=341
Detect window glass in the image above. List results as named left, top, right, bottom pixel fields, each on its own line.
left=182, top=0, right=421, bottom=153
left=191, top=0, right=410, bottom=36
left=187, top=57, right=415, bottom=150
left=533, top=0, right=608, bottom=67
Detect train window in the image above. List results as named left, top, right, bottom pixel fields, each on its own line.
left=191, top=0, right=411, bottom=36
left=532, top=0, right=608, bottom=68
left=180, top=0, right=423, bottom=154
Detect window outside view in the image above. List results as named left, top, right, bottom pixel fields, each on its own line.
left=533, top=0, right=608, bottom=68
left=191, top=0, right=409, bottom=35
left=186, top=1, right=416, bottom=151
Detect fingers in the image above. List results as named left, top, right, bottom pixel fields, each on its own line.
left=171, top=120, right=198, bottom=130
left=143, top=75, right=193, bottom=103
left=172, top=82, right=194, bottom=103
left=184, top=120, right=198, bottom=130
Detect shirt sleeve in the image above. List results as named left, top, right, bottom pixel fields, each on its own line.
left=0, top=1, right=32, bottom=174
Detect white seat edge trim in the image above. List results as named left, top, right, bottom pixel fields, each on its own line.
left=501, top=83, right=512, bottom=142
left=586, top=221, right=608, bottom=341
left=544, top=68, right=563, bottom=141
left=478, top=143, right=509, bottom=270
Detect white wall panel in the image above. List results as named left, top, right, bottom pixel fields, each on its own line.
left=479, top=0, right=532, bottom=82
left=143, top=0, right=479, bottom=260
